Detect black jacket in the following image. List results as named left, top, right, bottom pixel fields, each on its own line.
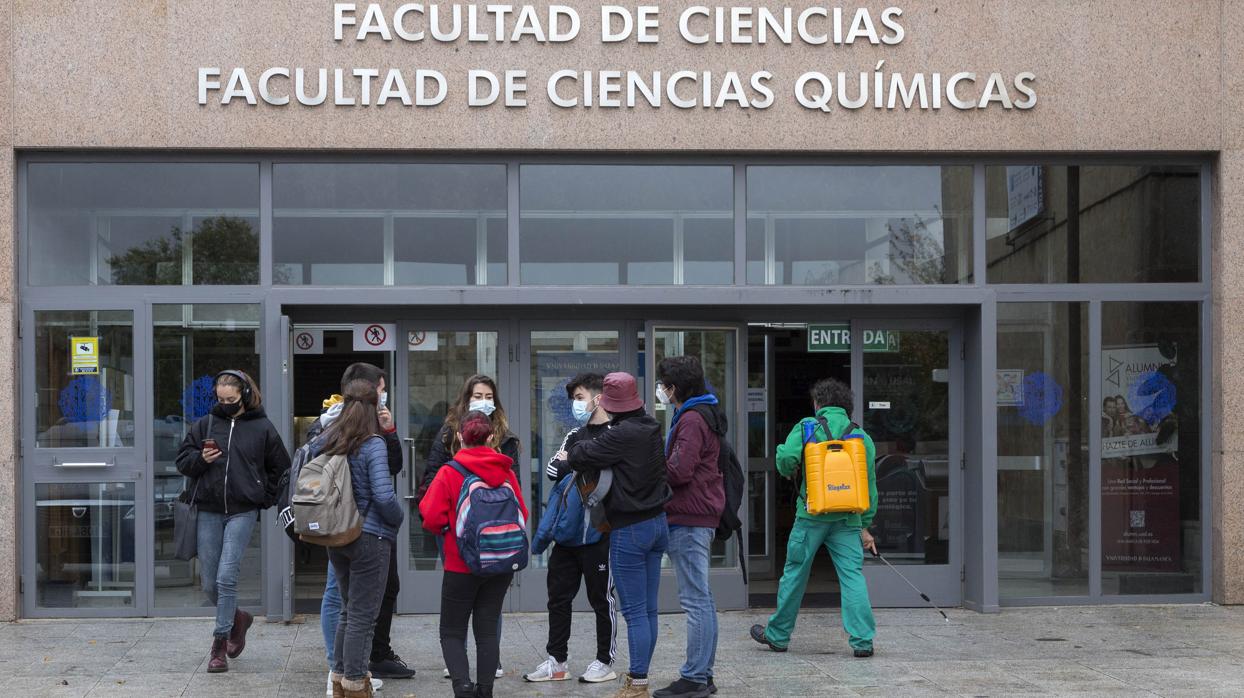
left=546, top=422, right=609, bottom=482
left=417, top=423, right=521, bottom=501
left=567, top=410, right=671, bottom=530
left=175, top=407, right=291, bottom=515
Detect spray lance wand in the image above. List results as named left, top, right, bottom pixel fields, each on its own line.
left=871, top=550, right=950, bottom=622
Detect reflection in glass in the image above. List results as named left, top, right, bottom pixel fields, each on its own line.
left=407, top=332, right=499, bottom=571
left=27, top=163, right=260, bottom=286
left=528, top=330, right=621, bottom=567
left=747, top=166, right=973, bottom=285
left=36, top=482, right=136, bottom=609
left=652, top=328, right=737, bottom=568
left=997, top=303, right=1089, bottom=598
left=35, top=311, right=135, bottom=448
left=520, top=166, right=733, bottom=285
left=985, top=165, right=1200, bottom=283
left=862, top=330, right=951, bottom=565
left=273, top=164, right=507, bottom=286
left=153, top=304, right=262, bottom=609
left=1101, top=302, right=1201, bottom=594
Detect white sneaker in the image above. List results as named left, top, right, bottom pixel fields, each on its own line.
left=496, top=663, right=505, bottom=678
left=370, top=677, right=383, bottom=692
left=579, top=660, right=618, bottom=683
left=326, top=673, right=333, bottom=697
left=327, top=673, right=384, bottom=694
left=523, top=656, right=570, bottom=682
left=443, top=667, right=450, bottom=679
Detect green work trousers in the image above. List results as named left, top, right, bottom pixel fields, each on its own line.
left=764, top=517, right=875, bottom=651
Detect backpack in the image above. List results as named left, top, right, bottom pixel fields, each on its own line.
left=533, top=473, right=603, bottom=554
left=688, top=404, right=748, bottom=578
left=277, top=440, right=315, bottom=543
left=450, top=461, right=530, bottom=575
left=292, top=450, right=364, bottom=547
left=799, top=417, right=869, bottom=515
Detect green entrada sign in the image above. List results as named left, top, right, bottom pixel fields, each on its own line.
left=808, top=325, right=900, bottom=353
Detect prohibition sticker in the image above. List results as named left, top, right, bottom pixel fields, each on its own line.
left=353, top=323, right=396, bottom=351
left=296, top=333, right=314, bottom=350
left=408, top=330, right=439, bottom=352
left=293, top=329, right=323, bottom=355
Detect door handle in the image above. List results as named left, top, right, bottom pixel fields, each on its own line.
left=55, top=461, right=113, bottom=468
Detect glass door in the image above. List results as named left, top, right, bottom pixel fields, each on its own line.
left=855, top=319, right=962, bottom=606
left=22, top=304, right=148, bottom=617
left=645, top=321, right=748, bottom=611
left=397, top=324, right=507, bottom=613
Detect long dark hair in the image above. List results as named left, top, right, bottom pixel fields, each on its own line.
left=322, top=379, right=379, bottom=456
left=443, top=374, right=511, bottom=453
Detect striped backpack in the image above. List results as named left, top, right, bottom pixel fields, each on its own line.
left=449, top=461, right=529, bottom=576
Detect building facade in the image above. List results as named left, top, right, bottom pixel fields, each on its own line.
left=0, top=1, right=1241, bottom=620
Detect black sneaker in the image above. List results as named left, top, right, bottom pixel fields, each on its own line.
left=749, top=624, right=787, bottom=652
left=369, top=651, right=417, bottom=679
left=853, top=647, right=874, bottom=658
left=707, top=676, right=718, bottom=694
left=652, top=678, right=712, bottom=698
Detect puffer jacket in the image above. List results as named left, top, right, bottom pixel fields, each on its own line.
left=309, top=434, right=404, bottom=540
left=176, top=406, right=291, bottom=514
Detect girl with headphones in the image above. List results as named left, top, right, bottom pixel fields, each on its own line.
left=175, top=369, right=291, bottom=674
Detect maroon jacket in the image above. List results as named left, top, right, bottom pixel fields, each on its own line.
left=664, top=409, right=725, bottom=528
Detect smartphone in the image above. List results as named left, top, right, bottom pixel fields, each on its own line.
left=203, top=438, right=218, bottom=451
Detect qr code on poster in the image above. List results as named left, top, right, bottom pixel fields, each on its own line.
left=1130, top=510, right=1145, bottom=529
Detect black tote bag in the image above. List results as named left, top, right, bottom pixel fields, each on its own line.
left=173, top=479, right=199, bottom=561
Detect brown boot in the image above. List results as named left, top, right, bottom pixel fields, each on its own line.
left=610, top=675, right=650, bottom=698
left=206, top=637, right=228, bottom=673
left=341, top=674, right=375, bottom=698
left=330, top=672, right=345, bottom=698
left=226, top=609, right=253, bottom=658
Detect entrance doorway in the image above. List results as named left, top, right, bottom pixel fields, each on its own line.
left=747, top=320, right=962, bottom=608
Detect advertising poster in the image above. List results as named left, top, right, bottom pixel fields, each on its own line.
left=532, top=351, right=620, bottom=511
left=1100, top=343, right=1181, bottom=573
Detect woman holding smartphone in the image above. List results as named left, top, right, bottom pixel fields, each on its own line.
left=175, top=370, right=291, bottom=674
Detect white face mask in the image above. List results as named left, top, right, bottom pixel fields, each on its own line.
left=469, top=399, right=496, bottom=416
left=655, top=385, right=672, bottom=405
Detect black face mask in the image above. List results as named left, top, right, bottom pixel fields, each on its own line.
left=212, top=402, right=244, bottom=419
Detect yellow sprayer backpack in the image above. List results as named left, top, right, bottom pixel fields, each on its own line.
left=799, top=417, right=869, bottom=515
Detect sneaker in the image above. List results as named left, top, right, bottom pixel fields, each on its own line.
left=524, top=656, right=570, bottom=682
left=853, top=647, right=874, bottom=658
left=495, top=663, right=504, bottom=678
left=369, top=652, right=416, bottom=679
left=652, top=678, right=711, bottom=698
left=580, top=660, right=618, bottom=683
left=443, top=667, right=451, bottom=679
left=707, top=676, right=717, bottom=694
left=749, top=624, right=787, bottom=653
left=326, top=672, right=333, bottom=696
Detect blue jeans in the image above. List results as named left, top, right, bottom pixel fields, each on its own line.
left=609, top=513, right=669, bottom=679
left=197, top=509, right=258, bottom=638
left=322, top=562, right=342, bottom=666
left=668, top=525, right=718, bottom=683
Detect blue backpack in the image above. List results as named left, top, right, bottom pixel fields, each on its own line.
left=533, top=473, right=603, bottom=554
left=450, top=461, right=530, bottom=576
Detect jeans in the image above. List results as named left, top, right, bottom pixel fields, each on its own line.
left=668, top=525, right=718, bottom=683
left=609, top=513, right=668, bottom=679
left=440, top=571, right=513, bottom=690
left=328, top=534, right=392, bottom=681
left=322, top=538, right=399, bottom=667
left=197, top=509, right=258, bottom=638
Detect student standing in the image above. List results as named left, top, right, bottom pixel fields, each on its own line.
left=567, top=372, right=671, bottom=698
left=175, top=370, right=290, bottom=674
left=420, top=411, right=529, bottom=698
left=653, top=357, right=725, bottom=698
left=524, top=373, right=618, bottom=685
left=316, top=380, right=404, bottom=698
left=750, top=378, right=879, bottom=657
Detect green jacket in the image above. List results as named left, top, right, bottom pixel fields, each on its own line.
left=776, top=406, right=878, bottom=528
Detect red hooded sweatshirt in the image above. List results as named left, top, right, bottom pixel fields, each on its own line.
left=419, top=445, right=529, bottom=575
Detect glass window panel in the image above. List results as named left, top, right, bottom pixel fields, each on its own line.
left=273, top=164, right=507, bottom=286
left=997, top=302, right=1089, bottom=598
left=520, top=165, right=733, bottom=285
left=36, top=482, right=136, bottom=609
left=747, top=166, right=973, bottom=285
left=27, top=163, right=259, bottom=286
left=35, top=311, right=135, bottom=448
left=985, top=165, right=1200, bottom=283
left=1101, top=302, right=1201, bottom=595
left=406, top=331, right=499, bottom=571
left=153, top=304, right=262, bottom=609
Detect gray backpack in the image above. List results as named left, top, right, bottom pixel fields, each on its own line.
left=293, top=451, right=363, bottom=547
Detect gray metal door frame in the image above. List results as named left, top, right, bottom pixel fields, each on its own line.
left=853, top=317, right=965, bottom=607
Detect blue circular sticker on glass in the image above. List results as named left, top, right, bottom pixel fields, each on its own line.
left=1019, top=371, right=1064, bottom=426
left=1127, top=370, right=1176, bottom=427
left=547, top=377, right=576, bottom=431
left=58, top=376, right=112, bottom=424
left=182, top=374, right=218, bottom=422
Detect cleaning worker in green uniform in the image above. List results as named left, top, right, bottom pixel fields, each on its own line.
left=750, top=377, right=879, bottom=657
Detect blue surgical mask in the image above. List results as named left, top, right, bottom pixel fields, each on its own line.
left=468, top=399, right=496, bottom=416
left=571, top=399, right=593, bottom=425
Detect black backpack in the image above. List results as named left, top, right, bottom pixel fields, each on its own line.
left=688, top=404, right=748, bottom=579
